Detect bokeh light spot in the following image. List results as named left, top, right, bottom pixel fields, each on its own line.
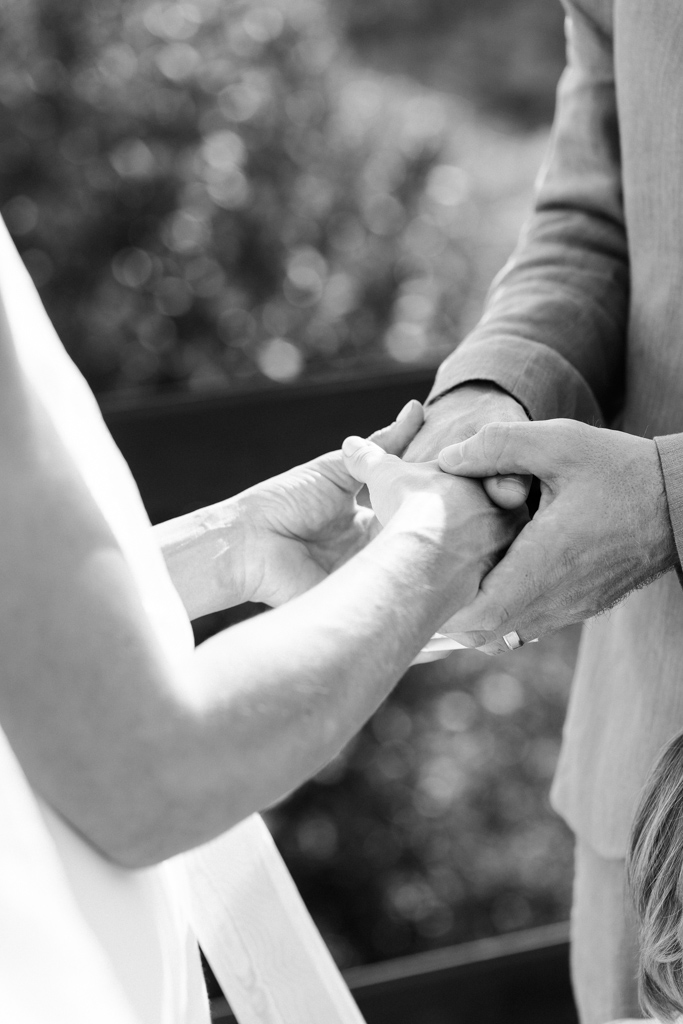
left=384, top=322, right=429, bottom=363
left=202, top=129, right=246, bottom=170
left=3, top=195, right=38, bottom=236
left=426, top=165, right=470, bottom=206
left=258, top=337, right=304, bottom=381
left=112, top=248, right=155, bottom=289
left=478, top=673, right=526, bottom=716
left=109, top=138, right=156, bottom=178
left=155, top=42, right=200, bottom=81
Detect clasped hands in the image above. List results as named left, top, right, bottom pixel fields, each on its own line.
left=342, top=385, right=678, bottom=654
left=178, top=383, right=677, bottom=659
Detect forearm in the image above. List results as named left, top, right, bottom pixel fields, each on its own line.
left=431, top=1, right=628, bottom=424
left=93, top=510, right=471, bottom=867
left=154, top=496, right=249, bottom=619
left=12, top=468, right=473, bottom=868
left=168, top=512, right=468, bottom=863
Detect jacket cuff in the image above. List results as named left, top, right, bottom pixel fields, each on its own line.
left=655, top=434, right=683, bottom=580
left=427, top=336, right=603, bottom=425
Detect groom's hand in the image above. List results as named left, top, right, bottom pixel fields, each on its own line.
left=436, top=419, right=678, bottom=652
left=402, top=383, right=532, bottom=510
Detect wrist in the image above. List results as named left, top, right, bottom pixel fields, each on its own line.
left=376, top=494, right=483, bottom=612
left=429, top=382, right=529, bottom=425
left=155, top=497, right=250, bottom=619
left=405, top=383, right=528, bottom=463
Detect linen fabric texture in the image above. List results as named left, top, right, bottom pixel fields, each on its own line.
left=429, top=0, right=683, bottom=859
left=570, top=842, right=640, bottom=1024
left=0, top=215, right=210, bottom=1024
left=0, top=207, right=362, bottom=1024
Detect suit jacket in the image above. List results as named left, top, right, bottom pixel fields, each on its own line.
left=428, top=0, right=683, bottom=858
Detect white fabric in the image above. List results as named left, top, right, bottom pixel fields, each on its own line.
left=0, top=721, right=141, bottom=1024
left=0, top=216, right=209, bottom=1024
left=187, top=816, right=366, bottom=1024
left=0, top=216, right=369, bottom=1024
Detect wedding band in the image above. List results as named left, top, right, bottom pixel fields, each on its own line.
left=503, top=630, right=525, bottom=651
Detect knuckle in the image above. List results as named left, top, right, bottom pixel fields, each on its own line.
left=553, top=418, right=588, bottom=457
left=355, top=445, right=381, bottom=468
left=480, top=420, right=509, bottom=459
left=467, top=630, right=493, bottom=648
left=367, top=426, right=387, bottom=449
left=478, top=602, right=511, bottom=632
left=482, top=642, right=508, bottom=657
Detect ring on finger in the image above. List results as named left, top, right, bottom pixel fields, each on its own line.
left=503, top=630, right=524, bottom=651
left=502, top=630, right=539, bottom=651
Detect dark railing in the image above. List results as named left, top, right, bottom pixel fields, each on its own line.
left=102, top=370, right=577, bottom=1023
left=210, top=923, right=575, bottom=1024
left=101, top=367, right=438, bottom=523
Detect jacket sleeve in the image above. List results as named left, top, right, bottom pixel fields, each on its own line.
left=429, top=0, right=627, bottom=426
left=655, top=436, right=683, bottom=571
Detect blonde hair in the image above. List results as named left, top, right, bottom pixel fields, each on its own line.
left=628, top=732, right=683, bottom=1021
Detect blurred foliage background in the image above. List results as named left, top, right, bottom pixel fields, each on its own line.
left=0, top=0, right=563, bottom=397
left=0, top=0, right=577, bottom=970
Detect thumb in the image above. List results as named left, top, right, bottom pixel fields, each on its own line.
left=438, top=420, right=569, bottom=480
left=483, top=473, right=532, bottom=510
left=369, top=399, right=424, bottom=456
left=342, top=436, right=399, bottom=485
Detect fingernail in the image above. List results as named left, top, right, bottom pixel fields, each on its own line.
left=497, top=477, right=525, bottom=493
left=396, top=400, right=415, bottom=423
left=342, top=436, right=365, bottom=455
left=439, top=445, right=462, bottom=469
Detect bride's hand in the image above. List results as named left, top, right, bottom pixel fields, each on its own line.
left=341, top=435, right=527, bottom=618
left=237, top=401, right=425, bottom=607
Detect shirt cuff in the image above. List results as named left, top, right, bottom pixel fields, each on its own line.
left=655, top=434, right=683, bottom=581
left=427, top=336, right=603, bottom=425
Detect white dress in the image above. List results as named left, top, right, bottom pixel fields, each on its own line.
left=0, top=216, right=369, bottom=1024
left=0, top=217, right=210, bottom=1024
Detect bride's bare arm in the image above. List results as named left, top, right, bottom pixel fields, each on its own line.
left=0, top=304, right=516, bottom=868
